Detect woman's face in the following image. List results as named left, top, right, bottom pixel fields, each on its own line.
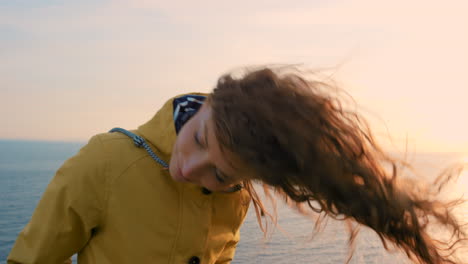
left=169, top=102, right=248, bottom=192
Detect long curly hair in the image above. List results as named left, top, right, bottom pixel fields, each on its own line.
left=208, top=66, right=467, bottom=264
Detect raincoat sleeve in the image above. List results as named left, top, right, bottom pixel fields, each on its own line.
left=215, top=229, right=241, bottom=264
left=7, top=135, right=108, bottom=264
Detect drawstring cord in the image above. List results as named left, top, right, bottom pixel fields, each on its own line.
left=109, top=128, right=169, bottom=169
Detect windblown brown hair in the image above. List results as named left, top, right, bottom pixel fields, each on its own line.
left=208, top=66, right=467, bottom=264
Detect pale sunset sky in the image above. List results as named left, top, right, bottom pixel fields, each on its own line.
left=1, top=0, right=467, bottom=153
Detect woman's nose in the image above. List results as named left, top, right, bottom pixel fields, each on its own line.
left=181, top=153, right=209, bottom=182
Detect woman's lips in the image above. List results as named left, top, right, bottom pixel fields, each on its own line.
left=178, top=168, right=184, bottom=181
left=177, top=163, right=189, bottom=182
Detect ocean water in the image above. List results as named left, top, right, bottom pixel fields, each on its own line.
left=0, top=140, right=466, bottom=263
left=0, top=140, right=84, bottom=263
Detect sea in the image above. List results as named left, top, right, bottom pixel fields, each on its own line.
left=0, top=140, right=466, bottom=263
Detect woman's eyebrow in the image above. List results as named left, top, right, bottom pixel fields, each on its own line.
left=203, top=121, right=209, bottom=147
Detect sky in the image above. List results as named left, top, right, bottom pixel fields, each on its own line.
left=1, top=0, right=467, bottom=153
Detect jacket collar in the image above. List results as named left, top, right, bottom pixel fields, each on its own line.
left=137, top=93, right=208, bottom=158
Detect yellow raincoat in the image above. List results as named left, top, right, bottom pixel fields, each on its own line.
left=7, top=94, right=250, bottom=264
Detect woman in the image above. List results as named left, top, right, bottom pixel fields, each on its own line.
left=8, top=67, right=466, bottom=263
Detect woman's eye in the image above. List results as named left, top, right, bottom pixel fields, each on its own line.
left=214, top=169, right=225, bottom=183
left=194, top=131, right=202, bottom=147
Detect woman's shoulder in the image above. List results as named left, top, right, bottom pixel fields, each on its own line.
left=78, top=132, right=152, bottom=177
left=93, top=131, right=150, bottom=161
